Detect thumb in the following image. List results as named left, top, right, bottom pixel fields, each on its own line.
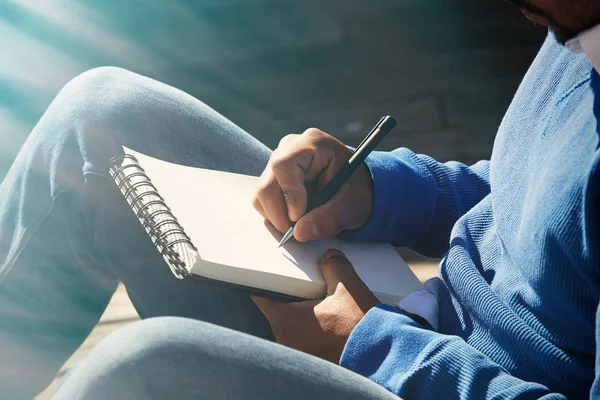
left=294, top=187, right=355, bottom=241
left=320, top=249, right=367, bottom=296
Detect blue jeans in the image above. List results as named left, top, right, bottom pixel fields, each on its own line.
left=0, top=67, right=397, bottom=399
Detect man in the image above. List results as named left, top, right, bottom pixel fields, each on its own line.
left=1, top=1, right=599, bottom=399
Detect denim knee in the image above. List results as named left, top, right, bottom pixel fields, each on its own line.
left=93, top=316, right=214, bottom=360
left=31, top=66, right=161, bottom=176
left=46, top=67, right=146, bottom=134
left=56, top=66, right=139, bottom=108
left=55, top=317, right=218, bottom=399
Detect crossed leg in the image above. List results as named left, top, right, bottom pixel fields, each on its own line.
left=0, top=67, right=395, bottom=399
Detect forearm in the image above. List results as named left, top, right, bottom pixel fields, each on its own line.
left=340, top=148, right=490, bottom=257
left=341, top=305, right=565, bottom=400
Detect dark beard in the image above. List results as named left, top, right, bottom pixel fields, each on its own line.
left=503, top=0, right=581, bottom=45
left=549, top=24, right=581, bottom=45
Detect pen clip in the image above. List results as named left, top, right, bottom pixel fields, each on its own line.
left=354, top=116, right=385, bottom=152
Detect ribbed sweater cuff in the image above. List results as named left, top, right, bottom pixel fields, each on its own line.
left=340, top=305, right=437, bottom=390
left=339, top=149, right=436, bottom=245
left=340, top=305, right=557, bottom=399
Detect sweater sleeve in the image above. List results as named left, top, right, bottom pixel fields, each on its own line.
left=590, top=303, right=600, bottom=398
left=339, top=148, right=490, bottom=258
left=340, top=305, right=566, bottom=399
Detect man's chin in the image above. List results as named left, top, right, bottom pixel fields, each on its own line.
left=550, top=26, right=578, bottom=45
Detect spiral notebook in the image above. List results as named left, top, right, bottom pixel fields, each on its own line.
left=108, top=148, right=423, bottom=305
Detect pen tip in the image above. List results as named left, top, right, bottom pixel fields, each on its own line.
left=278, top=227, right=294, bottom=247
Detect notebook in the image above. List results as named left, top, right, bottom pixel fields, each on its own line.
left=108, top=148, right=423, bottom=305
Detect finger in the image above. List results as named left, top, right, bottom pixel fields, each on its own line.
left=255, top=173, right=292, bottom=233
left=270, top=148, right=313, bottom=222
left=252, top=194, right=267, bottom=219
left=293, top=184, right=354, bottom=241
left=251, top=296, right=286, bottom=320
left=320, top=249, right=368, bottom=296
left=257, top=183, right=292, bottom=233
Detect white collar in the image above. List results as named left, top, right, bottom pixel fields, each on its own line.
left=566, top=24, right=600, bottom=74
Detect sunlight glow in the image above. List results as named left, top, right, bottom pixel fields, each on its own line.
left=0, top=19, right=81, bottom=95
left=7, top=0, right=160, bottom=70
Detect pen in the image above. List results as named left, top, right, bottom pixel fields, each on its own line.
left=278, top=115, right=397, bottom=247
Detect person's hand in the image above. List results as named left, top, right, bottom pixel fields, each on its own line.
left=252, top=128, right=374, bottom=241
left=251, top=249, right=380, bottom=363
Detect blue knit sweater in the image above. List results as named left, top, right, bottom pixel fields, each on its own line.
left=340, top=34, right=600, bottom=399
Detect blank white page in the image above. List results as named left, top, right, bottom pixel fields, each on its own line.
left=126, top=148, right=423, bottom=303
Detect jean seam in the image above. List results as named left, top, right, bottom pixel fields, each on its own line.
left=65, top=177, right=112, bottom=282
left=0, top=185, right=72, bottom=285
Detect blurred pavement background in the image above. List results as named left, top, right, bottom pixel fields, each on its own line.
left=1, top=0, right=547, bottom=183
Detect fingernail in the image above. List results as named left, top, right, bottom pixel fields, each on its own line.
left=288, top=208, right=299, bottom=223
left=311, top=222, right=319, bottom=239
left=323, top=249, right=344, bottom=259
left=298, top=221, right=318, bottom=241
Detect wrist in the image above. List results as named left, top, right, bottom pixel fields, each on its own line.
left=352, top=163, right=375, bottom=230
left=339, top=149, right=437, bottom=245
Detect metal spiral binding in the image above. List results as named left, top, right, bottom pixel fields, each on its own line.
left=108, top=154, right=197, bottom=279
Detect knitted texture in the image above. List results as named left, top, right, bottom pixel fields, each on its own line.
left=341, top=33, right=600, bottom=399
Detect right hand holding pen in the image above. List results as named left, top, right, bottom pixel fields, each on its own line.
left=252, top=128, right=374, bottom=242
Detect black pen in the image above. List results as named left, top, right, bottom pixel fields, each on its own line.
left=278, top=115, right=397, bottom=247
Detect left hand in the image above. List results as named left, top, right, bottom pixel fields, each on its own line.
left=251, top=249, right=380, bottom=363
